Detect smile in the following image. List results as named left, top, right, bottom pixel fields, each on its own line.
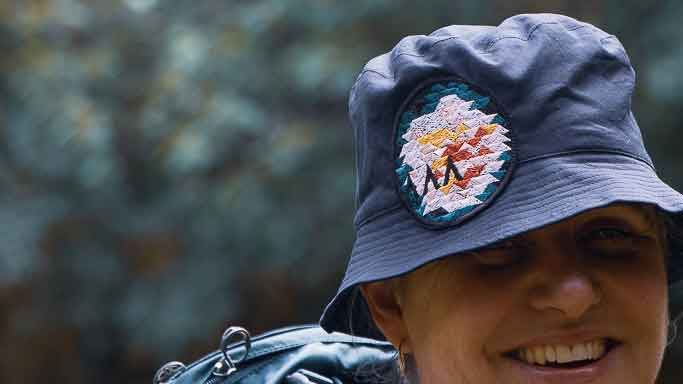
left=505, top=338, right=621, bottom=369
left=504, top=336, right=622, bottom=383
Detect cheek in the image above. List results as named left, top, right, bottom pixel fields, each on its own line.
left=408, top=306, right=498, bottom=382
left=621, top=275, right=667, bottom=351
left=605, top=251, right=668, bottom=328
left=402, top=270, right=515, bottom=382
left=600, top=253, right=669, bottom=378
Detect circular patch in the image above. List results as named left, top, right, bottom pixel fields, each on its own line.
left=394, top=78, right=515, bottom=226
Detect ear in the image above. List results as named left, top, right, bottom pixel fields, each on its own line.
left=360, top=280, right=410, bottom=350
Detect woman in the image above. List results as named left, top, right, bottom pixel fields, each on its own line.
left=319, top=13, right=683, bottom=383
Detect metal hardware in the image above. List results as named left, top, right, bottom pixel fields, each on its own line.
left=297, top=369, right=335, bottom=384
left=153, top=361, right=186, bottom=384
left=212, top=326, right=251, bottom=376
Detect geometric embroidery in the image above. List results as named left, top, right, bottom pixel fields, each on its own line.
left=395, top=80, right=513, bottom=225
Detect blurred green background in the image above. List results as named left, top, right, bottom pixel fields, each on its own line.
left=0, top=1, right=682, bottom=383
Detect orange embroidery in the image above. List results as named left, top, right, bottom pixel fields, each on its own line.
left=467, top=137, right=481, bottom=146
left=445, top=142, right=464, bottom=157
left=453, top=150, right=473, bottom=162
left=454, top=165, right=485, bottom=189
left=475, top=127, right=488, bottom=137
left=476, top=146, right=493, bottom=156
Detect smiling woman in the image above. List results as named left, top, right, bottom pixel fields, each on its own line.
left=318, top=13, right=683, bottom=384
left=361, top=205, right=670, bottom=383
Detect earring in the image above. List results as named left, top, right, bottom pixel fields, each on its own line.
left=398, top=340, right=409, bottom=374
left=667, top=313, right=682, bottom=346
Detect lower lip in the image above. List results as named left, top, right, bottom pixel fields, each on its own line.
left=502, top=344, right=621, bottom=384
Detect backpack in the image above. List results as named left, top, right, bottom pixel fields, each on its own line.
left=153, top=324, right=397, bottom=384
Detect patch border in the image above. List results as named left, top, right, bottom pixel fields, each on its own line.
left=392, top=76, right=518, bottom=228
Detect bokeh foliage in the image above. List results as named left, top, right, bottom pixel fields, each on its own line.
left=0, top=1, right=681, bottom=383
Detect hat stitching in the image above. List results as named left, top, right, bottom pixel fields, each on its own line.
left=600, top=35, right=618, bottom=43
left=356, top=23, right=590, bottom=83
left=358, top=36, right=463, bottom=80
left=483, top=22, right=587, bottom=52
left=520, top=148, right=654, bottom=169
left=354, top=202, right=404, bottom=229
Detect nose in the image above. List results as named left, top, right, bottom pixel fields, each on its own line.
left=529, top=273, right=601, bottom=319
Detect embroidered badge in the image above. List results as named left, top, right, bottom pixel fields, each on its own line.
left=395, top=79, right=514, bottom=226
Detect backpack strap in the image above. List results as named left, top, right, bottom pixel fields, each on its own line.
left=154, top=324, right=397, bottom=384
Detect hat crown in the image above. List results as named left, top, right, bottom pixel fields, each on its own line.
left=351, top=13, right=651, bottom=228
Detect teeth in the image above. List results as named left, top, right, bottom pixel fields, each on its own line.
left=515, top=339, right=608, bottom=366
left=556, top=345, right=572, bottom=363
left=533, top=347, right=546, bottom=365
left=571, top=343, right=587, bottom=361
left=545, top=345, right=556, bottom=362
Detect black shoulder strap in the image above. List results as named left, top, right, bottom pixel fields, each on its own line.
left=154, top=324, right=397, bottom=384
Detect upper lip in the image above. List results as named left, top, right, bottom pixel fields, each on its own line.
left=500, top=330, right=620, bottom=355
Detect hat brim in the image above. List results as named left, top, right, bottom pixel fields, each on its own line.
left=320, top=152, right=683, bottom=338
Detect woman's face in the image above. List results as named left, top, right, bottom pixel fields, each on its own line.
left=362, top=204, right=669, bottom=384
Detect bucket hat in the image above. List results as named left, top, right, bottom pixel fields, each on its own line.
left=319, top=13, right=683, bottom=340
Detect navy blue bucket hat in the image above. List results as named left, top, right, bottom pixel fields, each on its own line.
left=320, top=13, right=683, bottom=339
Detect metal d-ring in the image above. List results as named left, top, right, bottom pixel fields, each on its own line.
left=212, top=326, right=251, bottom=377
left=153, top=361, right=186, bottom=384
